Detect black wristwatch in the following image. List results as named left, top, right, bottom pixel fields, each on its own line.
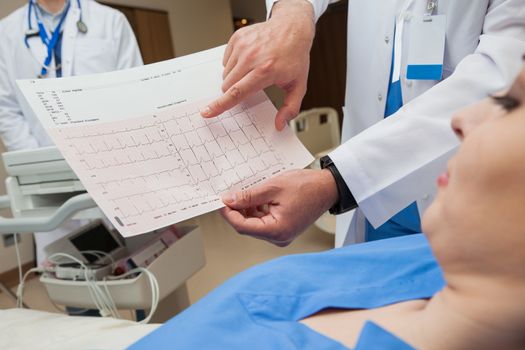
left=320, top=155, right=358, bottom=215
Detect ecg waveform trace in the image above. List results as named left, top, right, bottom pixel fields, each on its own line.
left=49, top=95, right=296, bottom=235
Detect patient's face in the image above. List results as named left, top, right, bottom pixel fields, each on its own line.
left=423, top=65, right=525, bottom=274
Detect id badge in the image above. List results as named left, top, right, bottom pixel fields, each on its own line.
left=406, top=15, right=446, bottom=80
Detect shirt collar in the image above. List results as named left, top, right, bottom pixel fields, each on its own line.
left=35, top=0, right=70, bottom=20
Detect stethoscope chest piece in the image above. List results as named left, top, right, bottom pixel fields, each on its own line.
left=77, top=20, right=88, bottom=34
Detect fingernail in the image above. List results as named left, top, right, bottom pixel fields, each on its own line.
left=201, top=106, right=212, bottom=118
left=222, top=192, right=236, bottom=204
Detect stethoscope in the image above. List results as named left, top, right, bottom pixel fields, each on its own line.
left=24, top=0, right=88, bottom=78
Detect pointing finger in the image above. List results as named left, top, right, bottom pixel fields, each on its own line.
left=201, top=69, right=272, bottom=118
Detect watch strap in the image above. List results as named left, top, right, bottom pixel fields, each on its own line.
left=320, top=155, right=358, bottom=215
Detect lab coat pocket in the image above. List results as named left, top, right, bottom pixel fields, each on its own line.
left=73, top=37, right=117, bottom=75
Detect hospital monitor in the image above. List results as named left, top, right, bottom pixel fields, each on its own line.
left=44, top=220, right=126, bottom=264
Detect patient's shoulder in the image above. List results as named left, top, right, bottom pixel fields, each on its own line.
left=226, top=234, right=442, bottom=298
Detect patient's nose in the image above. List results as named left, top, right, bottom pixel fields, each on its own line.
left=451, top=112, right=466, bottom=141
left=451, top=98, right=499, bottom=141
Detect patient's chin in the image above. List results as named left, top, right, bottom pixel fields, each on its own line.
left=420, top=202, right=440, bottom=236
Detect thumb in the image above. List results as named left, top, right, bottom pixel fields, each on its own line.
left=275, top=81, right=307, bottom=131
left=221, top=185, right=278, bottom=210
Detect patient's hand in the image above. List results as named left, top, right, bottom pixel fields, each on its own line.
left=220, top=169, right=338, bottom=246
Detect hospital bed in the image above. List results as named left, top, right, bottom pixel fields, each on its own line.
left=0, top=308, right=159, bottom=350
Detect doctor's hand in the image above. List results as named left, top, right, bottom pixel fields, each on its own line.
left=201, top=0, right=316, bottom=131
left=220, top=169, right=338, bottom=246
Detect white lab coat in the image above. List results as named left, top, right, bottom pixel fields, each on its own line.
left=267, top=0, right=525, bottom=246
left=0, top=0, right=143, bottom=151
left=0, top=0, right=143, bottom=263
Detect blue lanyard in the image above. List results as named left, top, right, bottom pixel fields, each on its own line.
left=26, top=0, right=77, bottom=77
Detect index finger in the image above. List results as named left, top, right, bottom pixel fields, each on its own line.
left=201, top=69, right=272, bottom=118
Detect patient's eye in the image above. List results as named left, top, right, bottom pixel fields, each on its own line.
left=491, top=94, right=521, bottom=112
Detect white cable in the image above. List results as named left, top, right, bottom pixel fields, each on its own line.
left=16, top=251, right=159, bottom=323
left=47, top=252, right=119, bottom=318
left=102, top=281, right=121, bottom=319
left=16, top=266, right=51, bottom=308
left=13, top=233, right=23, bottom=286
left=106, top=267, right=159, bottom=324
left=20, top=252, right=160, bottom=323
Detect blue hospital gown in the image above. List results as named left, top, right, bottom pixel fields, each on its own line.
left=130, top=234, right=445, bottom=349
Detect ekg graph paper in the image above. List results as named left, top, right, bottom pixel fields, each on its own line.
left=48, top=93, right=312, bottom=236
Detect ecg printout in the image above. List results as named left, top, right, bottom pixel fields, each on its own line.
left=17, top=46, right=314, bottom=237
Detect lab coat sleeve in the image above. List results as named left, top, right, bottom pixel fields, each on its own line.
left=329, top=0, right=525, bottom=228
left=265, top=0, right=336, bottom=22
left=0, top=23, right=39, bottom=151
left=113, top=12, right=143, bottom=70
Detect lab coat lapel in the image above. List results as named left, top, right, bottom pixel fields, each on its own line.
left=61, top=5, right=80, bottom=77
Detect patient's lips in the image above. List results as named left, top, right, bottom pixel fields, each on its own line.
left=437, top=171, right=449, bottom=187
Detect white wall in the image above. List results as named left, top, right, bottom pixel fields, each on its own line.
left=0, top=0, right=234, bottom=57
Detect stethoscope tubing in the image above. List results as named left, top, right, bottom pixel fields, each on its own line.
left=24, top=0, right=85, bottom=77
